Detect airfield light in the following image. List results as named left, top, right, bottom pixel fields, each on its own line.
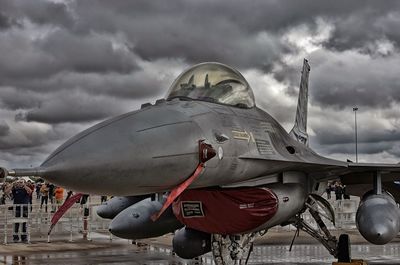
left=353, top=107, right=359, bottom=163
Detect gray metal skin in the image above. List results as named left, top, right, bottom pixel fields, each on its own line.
left=3, top=61, right=400, bottom=246
left=96, top=195, right=149, bottom=219
left=356, top=191, right=400, bottom=245
left=250, top=182, right=307, bottom=232
left=108, top=197, right=183, bottom=239
left=13, top=96, right=346, bottom=196
left=289, top=59, right=310, bottom=146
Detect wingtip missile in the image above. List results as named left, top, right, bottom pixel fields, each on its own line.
left=0, top=167, right=45, bottom=180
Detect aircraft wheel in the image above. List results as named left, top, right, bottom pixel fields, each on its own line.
left=211, top=234, right=254, bottom=265
left=337, top=234, right=351, bottom=262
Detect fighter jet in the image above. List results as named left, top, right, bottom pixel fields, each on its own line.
left=1, top=60, right=400, bottom=264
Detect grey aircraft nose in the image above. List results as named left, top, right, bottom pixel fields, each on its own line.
left=40, top=103, right=203, bottom=196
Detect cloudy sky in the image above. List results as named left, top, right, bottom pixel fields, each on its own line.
left=1, top=0, right=400, bottom=168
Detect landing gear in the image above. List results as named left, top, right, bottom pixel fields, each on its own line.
left=208, top=193, right=355, bottom=264
left=292, top=194, right=338, bottom=257
left=292, top=194, right=353, bottom=263
left=211, top=233, right=258, bottom=265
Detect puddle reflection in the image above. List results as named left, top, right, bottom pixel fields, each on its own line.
left=1, top=243, right=400, bottom=264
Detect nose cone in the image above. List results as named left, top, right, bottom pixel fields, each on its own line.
left=41, top=103, right=203, bottom=195
left=356, top=194, right=400, bottom=245
left=109, top=198, right=182, bottom=239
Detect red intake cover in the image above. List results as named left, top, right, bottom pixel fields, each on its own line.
left=172, top=187, right=278, bottom=235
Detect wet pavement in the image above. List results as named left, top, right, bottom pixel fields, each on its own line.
left=1, top=226, right=399, bottom=265
left=6, top=197, right=395, bottom=264
left=1, top=242, right=400, bottom=265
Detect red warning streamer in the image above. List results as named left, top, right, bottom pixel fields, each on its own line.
left=151, top=163, right=204, bottom=221
left=48, top=193, right=83, bottom=235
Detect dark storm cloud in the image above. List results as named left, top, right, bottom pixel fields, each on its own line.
left=0, top=122, right=10, bottom=137
left=0, top=120, right=92, bottom=153
left=0, top=0, right=74, bottom=29
left=38, top=30, right=138, bottom=74
left=313, top=124, right=400, bottom=146
left=312, top=141, right=398, bottom=157
left=1, top=0, right=400, bottom=167
left=0, top=11, right=21, bottom=30
left=0, top=33, right=55, bottom=80
left=20, top=1, right=74, bottom=28
left=14, top=90, right=129, bottom=124
left=0, top=87, right=43, bottom=110
left=388, top=144, right=400, bottom=158
left=325, top=10, right=400, bottom=52
left=71, top=0, right=294, bottom=69
left=269, top=50, right=400, bottom=112
left=2, top=0, right=400, bottom=72
left=309, top=50, right=400, bottom=109
left=0, top=30, right=138, bottom=81
left=0, top=128, right=52, bottom=150
left=68, top=0, right=400, bottom=68
left=0, top=12, right=11, bottom=29
left=6, top=70, right=165, bottom=100
left=0, top=123, right=57, bottom=150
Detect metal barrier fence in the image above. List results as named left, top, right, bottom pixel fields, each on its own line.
left=0, top=198, right=360, bottom=244
left=0, top=202, right=111, bottom=244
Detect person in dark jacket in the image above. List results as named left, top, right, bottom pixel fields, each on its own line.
left=48, top=183, right=56, bottom=212
left=5, top=179, right=32, bottom=242
left=343, top=185, right=350, bottom=199
left=335, top=182, right=343, bottom=200
left=326, top=183, right=332, bottom=199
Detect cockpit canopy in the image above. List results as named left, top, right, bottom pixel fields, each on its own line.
left=166, top=62, right=255, bottom=108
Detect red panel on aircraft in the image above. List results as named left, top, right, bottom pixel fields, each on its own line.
left=172, top=187, right=278, bottom=235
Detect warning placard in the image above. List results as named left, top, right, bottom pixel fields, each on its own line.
left=181, top=201, right=204, bottom=218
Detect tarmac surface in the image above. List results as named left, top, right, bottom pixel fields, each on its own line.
left=1, top=196, right=398, bottom=264
left=1, top=230, right=400, bottom=265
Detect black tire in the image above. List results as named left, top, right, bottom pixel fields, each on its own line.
left=337, top=234, right=351, bottom=262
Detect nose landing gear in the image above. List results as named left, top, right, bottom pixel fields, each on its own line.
left=211, top=233, right=258, bottom=265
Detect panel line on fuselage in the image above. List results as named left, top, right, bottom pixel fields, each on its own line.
left=136, top=121, right=193, bottom=132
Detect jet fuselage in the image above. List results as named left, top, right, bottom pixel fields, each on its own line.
left=37, top=97, right=343, bottom=196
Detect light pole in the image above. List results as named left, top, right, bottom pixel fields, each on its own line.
left=353, top=107, right=358, bottom=163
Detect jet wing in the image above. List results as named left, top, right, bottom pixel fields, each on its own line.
left=333, top=163, right=400, bottom=183
left=346, top=162, right=400, bottom=172
left=238, top=155, right=400, bottom=191
left=336, top=163, right=400, bottom=201
left=306, top=162, right=400, bottom=180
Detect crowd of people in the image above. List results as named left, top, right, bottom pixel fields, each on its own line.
left=325, top=181, right=350, bottom=200
left=0, top=178, right=67, bottom=243
left=0, top=178, right=107, bottom=244
left=1, top=179, right=66, bottom=212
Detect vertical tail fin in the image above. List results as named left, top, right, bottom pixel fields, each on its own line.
left=289, top=59, right=310, bottom=146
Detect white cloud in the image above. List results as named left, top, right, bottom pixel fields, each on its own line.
left=283, top=17, right=334, bottom=64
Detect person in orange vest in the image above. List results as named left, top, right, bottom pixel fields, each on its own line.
left=40, top=183, right=49, bottom=212
left=54, top=186, right=65, bottom=208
